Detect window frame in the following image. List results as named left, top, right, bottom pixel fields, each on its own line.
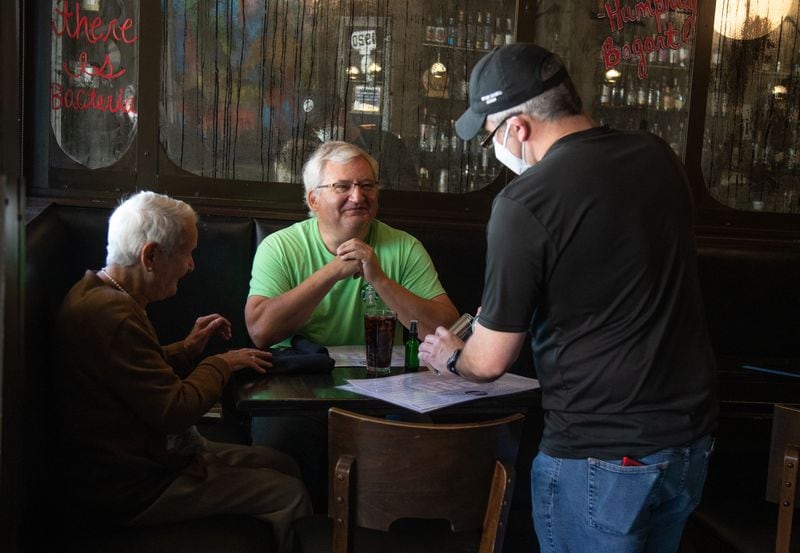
left=24, top=0, right=800, bottom=235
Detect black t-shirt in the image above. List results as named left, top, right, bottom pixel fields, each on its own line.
left=480, top=125, right=718, bottom=459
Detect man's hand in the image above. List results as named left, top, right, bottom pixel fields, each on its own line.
left=183, top=314, right=232, bottom=359
left=326, top=253, right=364, bottom=281
left=418, top=327, right=465, bottom=375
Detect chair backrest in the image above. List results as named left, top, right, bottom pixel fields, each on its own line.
left=327, top=407, right=525, bottom=553
left=766, top=404, right=800, bottom=553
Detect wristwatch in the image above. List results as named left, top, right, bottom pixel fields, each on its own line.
left=446, top=348, right=462, bottom=376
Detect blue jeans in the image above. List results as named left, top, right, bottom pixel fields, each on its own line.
left=531, top=435, right=714, bottom=553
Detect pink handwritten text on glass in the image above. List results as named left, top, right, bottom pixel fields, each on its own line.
left=599, top=0, right=697, bottom=79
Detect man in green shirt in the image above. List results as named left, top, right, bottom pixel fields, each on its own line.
left=245, top=141, right=459, bottom=510
left=246, top=140, right=458, bottom=348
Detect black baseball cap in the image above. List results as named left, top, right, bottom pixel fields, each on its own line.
left=455, top=43, right=568, bottom=140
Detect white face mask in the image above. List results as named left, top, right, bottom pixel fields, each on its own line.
left=493, top=125, right=530, bottom=175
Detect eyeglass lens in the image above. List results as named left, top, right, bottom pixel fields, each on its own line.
left=329, top=181, right=378, bottom=194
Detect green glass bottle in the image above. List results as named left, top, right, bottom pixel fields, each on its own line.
left=405, top=320, right=420, bottom=372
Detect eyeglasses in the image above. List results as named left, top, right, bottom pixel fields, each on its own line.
left=480, top=113, right=521, bottom=148
left=315, top=180, right=380, bottom=195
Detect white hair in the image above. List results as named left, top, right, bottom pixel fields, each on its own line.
left=105, top=191, right=198, bottom=266
left=301, top=141, right=378, bottom=216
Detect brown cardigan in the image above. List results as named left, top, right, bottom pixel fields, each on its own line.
left=56, top=271, right=232, bottom=523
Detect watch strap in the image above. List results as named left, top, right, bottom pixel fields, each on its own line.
left=446, top=348, right=462, bottom=376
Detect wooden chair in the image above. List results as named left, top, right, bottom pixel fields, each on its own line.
left=678, top=404, right=800, bottom=553
left=293, top=408, right=525, bottom=553
left=767, top=404, right=800, bottom=553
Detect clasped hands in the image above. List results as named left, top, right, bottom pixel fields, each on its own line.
left=332, top=238, right=383, bottom=282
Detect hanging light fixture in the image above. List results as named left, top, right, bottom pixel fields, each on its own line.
left=713, top=0, right=794, bottom=40
left=604, top=68, right=622, bottom=83
left=421, top=52, right=449, bottom=98
left=430, top=53, right=447, bottom=80
left=771, top=83, right=788, bottom=99
left=346, top=66, right=360, bottom=80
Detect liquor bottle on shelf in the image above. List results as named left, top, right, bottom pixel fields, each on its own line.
left=637, top=80, right=648, bottom=107
left=447, top=17, right=456, bottom=46
left=419, top=108, right=430, bottom=152
left=427, top=111, right=439, bottom=153
left=456, top=9, right=466, bottom=48
left=719, top=91, right=729, bottom=117
left=504, top=18, right=514, bottom=45
left=483, top=12, right=493, bottom=51
left=650, top=121, right=661, bottom=137
left=469, top=139, right=480, bottom=181
left=476, top=12, right=484, bottom=50
left=672, top=77, right=685, bottom=110
left=661, top=76, right=674, bottom=111
left=438, top=119, right=449, bottom=154
left=493, top=17, right=504, bottom=47
left=480, top=147, right=490, bottom=179
left=434, top=13, right=446, bottom=44
left=679, top=42, right=690, bottom=67
left=612, top=79, right=625, bottom=106
left=786, top=146, right=797, bottom=173
left=624, top=75, right=637, bottom=107
left=600, top=81, right=612, bottom=106
left=451, top=72, right=468, bottom=100
left=647, top=80, right=660, bottom=110
left=425, top=15, right=436, bottom=43
left=460, top=139, right=472, bottom=189
left=551, top=32, right=561, bottom=56
left=418, top=164, right=430, bottom=189
left=466, top=13, right=475, bottom=50
left=437, top=168, right=449, bottom=193
left=675, top=121, right=685, bottom=151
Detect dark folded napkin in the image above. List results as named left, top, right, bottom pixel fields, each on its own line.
left=266, top=336, right=335, bottom=375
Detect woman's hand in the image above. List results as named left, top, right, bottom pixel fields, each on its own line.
left=183, top=314, right=232, bottom=358
left=217, top=348, right=272, bottom=374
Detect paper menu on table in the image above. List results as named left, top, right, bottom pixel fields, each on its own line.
left=327, top=345, right=404, bottom=367
left=338, top=371, right=540, bottom=413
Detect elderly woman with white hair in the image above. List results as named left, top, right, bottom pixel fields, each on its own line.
left=56, top=191, right=312, bottom=553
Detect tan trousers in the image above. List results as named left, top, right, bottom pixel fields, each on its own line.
left=128, top=439, right=313, bottom=553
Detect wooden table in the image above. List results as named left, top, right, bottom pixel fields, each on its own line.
left=233, top=366, right=540, bottom=418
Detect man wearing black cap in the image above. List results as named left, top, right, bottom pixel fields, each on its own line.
left=419, top=43, right=717, bottom=553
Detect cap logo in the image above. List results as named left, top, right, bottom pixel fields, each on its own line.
left=303, top=98, right=315, bottom=113
left=481, top=90, right=503, bottom=105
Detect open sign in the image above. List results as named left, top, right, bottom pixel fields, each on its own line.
left=351, top=30, right=377, bottom=53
